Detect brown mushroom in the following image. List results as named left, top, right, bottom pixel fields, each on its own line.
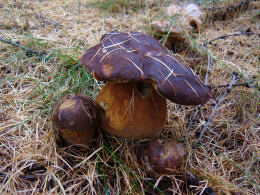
left=80, top=31, right=211, bottom=139
left=167, top=3, right=203, bottom=33
left=52, top=94, right=103, bottom=145
left=151, top=3, right=204, bottom=46
left=143, top=139, right=185, bottom=174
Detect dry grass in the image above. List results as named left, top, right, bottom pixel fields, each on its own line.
left=0, top=0, right=259, bottom=194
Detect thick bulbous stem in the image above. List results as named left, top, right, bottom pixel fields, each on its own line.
left=96, top=82, right=167, bottom=139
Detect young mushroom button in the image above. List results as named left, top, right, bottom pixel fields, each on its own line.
left=143, top=139, right=185, bottom=174
left=80, top=31, right=211, bottom=139
left=52, top=94, right=103, bottom=146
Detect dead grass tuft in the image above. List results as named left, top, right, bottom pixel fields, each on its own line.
left=0, top=0, right=259, bottom=194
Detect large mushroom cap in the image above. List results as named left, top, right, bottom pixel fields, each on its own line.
left=80, top=31, right=211, bottom=105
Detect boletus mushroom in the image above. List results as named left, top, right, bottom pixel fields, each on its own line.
left=151, top=3, right=204, bottom=47
left=80, top=31, right=211, bottom=139
left=52, top=94, right=102, bottom=145
left=142, top=139, right=185, bottom=174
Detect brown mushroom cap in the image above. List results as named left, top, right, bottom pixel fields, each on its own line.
left=52, top=94, right=102, bottom=145
left=145, top=139, right=185, bottom=174
left=80, top=31, right=211, bottom=105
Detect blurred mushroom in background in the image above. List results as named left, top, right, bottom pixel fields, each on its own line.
left=151, top=3, right=204, bottom=48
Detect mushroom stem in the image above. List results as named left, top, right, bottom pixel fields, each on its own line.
left=96, top=82, right=167, bottom=139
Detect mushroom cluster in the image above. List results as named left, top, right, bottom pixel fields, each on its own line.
left=52, top=31, right=211, bottom=174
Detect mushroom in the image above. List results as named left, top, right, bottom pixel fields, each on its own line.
left=151, top=3, right=204, bottom=46
left=167, top=3, right=203, bottom=33
left=52, top=94, right=103, bottom=145
left=142, top=139, right=185, bottom=174
left=80, top=31, right=211, bottom=139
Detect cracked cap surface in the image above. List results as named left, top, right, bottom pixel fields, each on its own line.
left=80, top=31, right=211, bottom=105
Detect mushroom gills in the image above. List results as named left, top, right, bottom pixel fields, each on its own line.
left=96, top=82, right=167, bottom=139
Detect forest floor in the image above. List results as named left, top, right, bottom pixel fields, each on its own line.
left=0, top=0, right=259, bottom=194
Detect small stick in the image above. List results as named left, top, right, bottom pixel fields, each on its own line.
left=33, top=13, right=63, bottom=28
left=190, top=32, right=258, bottom=135
left=187, top=31, right=258, bottom=131
left=0, top=37, right=46, bottom=58
left=198, top=73, right=238, bottom=143
left=1, top=37, right=33, bottom=51
left=186, top=105, right=201, bottom=130
left=30, top=8, right=63, bottom=28
left=210, top=81, right=254, bottom=90
left=208, top=32, right=260, bottom=45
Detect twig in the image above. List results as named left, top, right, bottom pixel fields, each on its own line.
left=198, top=73, right=238, bottom=143
left=208, top=32, right=260, bottom=45
left=210, top=81, right=254, bottom=90
left=187, top=31, right=258, bottom=131
left=1, top=37, right=33, bottom=51
left=36, top=14, right=63, bottom=28
left=0, top=37, right=46, bottom=58
left=31, top=8, right=63, bottom=28
left=186, top=105, right=201, bottom=130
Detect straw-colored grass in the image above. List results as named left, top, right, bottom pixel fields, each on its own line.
left=0, top=0, right=259, bottom=194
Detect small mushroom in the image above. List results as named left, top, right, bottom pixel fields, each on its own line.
left=142, top=139, right=185, bottom=174
left=151, top=3, right=204, bottom=44
left=52, top=94, right=102, bottom=145
left=80, top=31, right=211, bottom=139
